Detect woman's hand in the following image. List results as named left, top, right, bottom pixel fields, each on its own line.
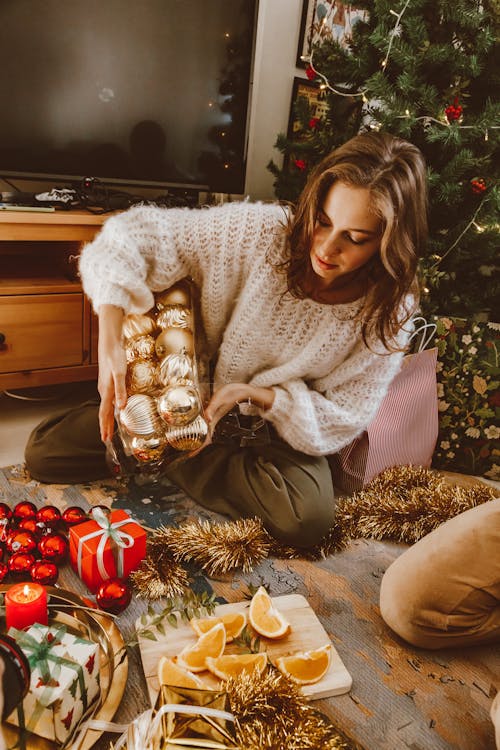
left=97, top=305, right=128, bottom=442
left=204, top=383, right=275, bottom=434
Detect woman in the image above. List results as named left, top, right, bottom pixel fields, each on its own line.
left=25, top=132, right=427, bottom=547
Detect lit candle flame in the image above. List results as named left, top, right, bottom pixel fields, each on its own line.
left=23, top=584, right=30, bottom=597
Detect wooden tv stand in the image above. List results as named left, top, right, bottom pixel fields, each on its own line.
left=0, top=209, right=109, bottom=391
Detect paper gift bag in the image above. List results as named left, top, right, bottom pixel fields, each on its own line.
left=158, top=684, right=239, bottom=749
left=329, top=347, right=439, bottom=494
left=69, top=507, right=147, bottom=592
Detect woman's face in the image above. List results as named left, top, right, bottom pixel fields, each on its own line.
left=310, top=181, right=382, bottom=290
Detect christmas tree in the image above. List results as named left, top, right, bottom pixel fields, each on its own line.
left=268, top=0, right=499, bottom=318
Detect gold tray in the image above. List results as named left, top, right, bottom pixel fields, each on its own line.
left=1, top=585, right=128, bottom=750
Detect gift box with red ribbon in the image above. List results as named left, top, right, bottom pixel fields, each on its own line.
left=69, top=507, right=147, bottom=592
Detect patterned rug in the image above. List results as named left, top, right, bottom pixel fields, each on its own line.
left=1, top=464, right=498, bottom=750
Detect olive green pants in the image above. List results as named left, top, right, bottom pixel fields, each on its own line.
left=25, top=399, right=336, bottom=548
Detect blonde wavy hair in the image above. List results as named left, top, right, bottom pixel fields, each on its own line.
left=281, top=131, right=428, bottom=350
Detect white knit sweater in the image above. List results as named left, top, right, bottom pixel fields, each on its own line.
left=79, top=201, right=412, bottom=456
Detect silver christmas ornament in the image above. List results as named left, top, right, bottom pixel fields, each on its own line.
left=158, top=350, right=194, bottom=386
left=122, top=314, right=156, bottom=341
left=155, top=328, right=195, bottom=359
left=156, top=305, right=193, bottom=331
left=126, top=358, right=158, bottom=395
left=125, top=334, right=156, bottom=363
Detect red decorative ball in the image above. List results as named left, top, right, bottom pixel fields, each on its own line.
left=445, top=97, right=463, bottom=123
left=0, top=562, right=8, bottom=582
left=17, top=518, right=39, bottom=536
left=31, top=559, right=59, bottom=585
left=36, top=505, right=62, bottom=526
left=37, top=534, right=68, bottom=564
left=62, top=506, right=88, bottom=527
left=8, top=552, right=36, bottom=579
left=0, top=503, right=13, bottom=521
left=6, top=530, right=38, bottom=556
left=0, top=546, right=4, bottom=563
left=13, top=502, right=37, bottom=521
left=471, top=177, right=487, bottom=194
left=305, top=64, right=316, bottom=81
left=95, top=578, right=132, bottom=614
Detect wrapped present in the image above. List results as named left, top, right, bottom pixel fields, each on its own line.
left=110, top=684, right=238, bottom=749
left=69, top=507, right=147, bottom=592
left=6, top=623, right=100, bottom=746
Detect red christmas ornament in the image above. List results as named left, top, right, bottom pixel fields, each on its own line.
left=305, top=65, right=316, bottom=81
left=31, top=560, right=59, bottom=585
left=0, top=562, right=8, bottom=583
left=36, top=505, right=62, bottom=526
left=13, top=502, right=37, bottom=521
left=0, top=503, right=13, bottom=521
left=471, top=177, right=487, bottom=194
left=6, top=530, right=38, bottom=556
left=0, top=546, right=4, bottom=563
left=62, top=506, right=88, bottom=527
left=95, top=578, right=132, bottom=614
left=445, top=97, right=463, bottom=123
left=308, top=117, right=320, bottom=129
left=17, top=518, right=39, bottom=536
left=8, top=552, right=36, bottom=579
left=37, top=533, right=68, bottom=564
left=294, top=159, right=307, bottom=171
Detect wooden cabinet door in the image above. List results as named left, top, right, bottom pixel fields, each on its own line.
left=0, top=294, right=84, bottom=373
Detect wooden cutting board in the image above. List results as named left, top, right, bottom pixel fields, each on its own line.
left=136, top=593, right=352, bottom=704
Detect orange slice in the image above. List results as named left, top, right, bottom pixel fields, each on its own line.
left=205, top=652, right=268, bottom=681
left=176, top=622, right=226, bottom=672
left=190, top=611, right=247, bottom=643
left=274, top=644, right=331, bottom=685
left=248, top=586, right=290, bottom=639
left=157, top=656, right=206, bottom=689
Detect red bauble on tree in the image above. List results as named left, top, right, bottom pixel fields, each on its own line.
left=95, top=578, right=132, bottom=614
left=471, top=177, right=487, bottom=194
left=294, top=159, right=307, bottom=171
left=445, top=97, right=463, bottom=123
left=305, top=64, right=316, bottom=81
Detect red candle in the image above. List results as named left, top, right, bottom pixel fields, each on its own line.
left=5, top=582, right=48, bottom=631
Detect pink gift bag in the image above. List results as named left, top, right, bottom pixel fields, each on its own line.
left=329, top=346, right=439, bottom=494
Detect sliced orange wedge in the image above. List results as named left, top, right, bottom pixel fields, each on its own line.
left=274, top=644, right=331, bottom=685
left=205, top=652, right=268, bottom=681
left=248, top=586, right=290, bottom=639
left=190, top=611, right=247, bottom=643
left=176, top=622, right=226, bottom=672
left=157, top=656, right=206, bottom=688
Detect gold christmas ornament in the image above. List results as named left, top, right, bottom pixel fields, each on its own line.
left=131, top=433, right=168, bottom=463
left=119, top=394, right=163, bottom=436
left=122, top=313, right=156, bottom=341
left=165, top=415, right=208, bottom=451
left=155, top=328, right=195, bottom=359
left=126, top=358, right=158, bottom=395
left=156, top=305, right=193, bottom=331
left=155, top=283, right=191, bottom=309
left=158, top=350, right=194, bottom=386
left=157, top=383, right=201, bottom=426
left=125, top=334, right=156, bottom=363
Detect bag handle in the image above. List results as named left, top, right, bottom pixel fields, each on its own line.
left=408, top=316, right=437, bottom=352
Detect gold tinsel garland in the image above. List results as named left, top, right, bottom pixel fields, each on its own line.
left=227, top=668, right=356, bottom=750
left=131, top=466, right=497, bottom=598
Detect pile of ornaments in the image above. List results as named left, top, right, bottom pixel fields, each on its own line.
left=116, top=280, right=209, bottom=468
left=0, top=502, right=133, bottom=614
left=0, top=501, right=87, bottom=586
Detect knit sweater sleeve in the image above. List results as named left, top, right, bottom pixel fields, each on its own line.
left=262, top=326, right=411, bottom=456
left=79, top=202, right=284, bottom=314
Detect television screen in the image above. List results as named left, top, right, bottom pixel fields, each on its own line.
left=0, top=0, right=257, bottom=194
